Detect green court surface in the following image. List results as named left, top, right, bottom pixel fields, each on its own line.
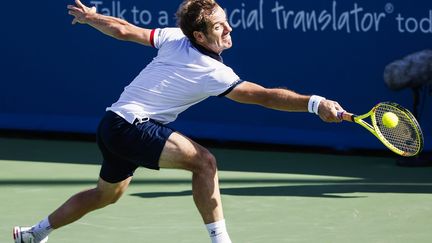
left=1, top=137, right=431, bottom=243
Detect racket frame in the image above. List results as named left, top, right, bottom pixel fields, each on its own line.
left=338, top=102, right=424, bottom=157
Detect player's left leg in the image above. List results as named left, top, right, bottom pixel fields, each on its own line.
left=13, top=176, right=131, bottom=243
left=49, top=176, right=132, bottom=228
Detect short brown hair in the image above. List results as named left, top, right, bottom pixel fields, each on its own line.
left=176, top=0, right=219, bottom=42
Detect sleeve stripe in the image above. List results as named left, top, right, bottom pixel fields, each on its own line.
left=217, top=79, right=244, bottom=97
left=150, top=29, right=156, bottom=48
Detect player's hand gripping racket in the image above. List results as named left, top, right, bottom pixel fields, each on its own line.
left=337, top=102, right=423, bottom=157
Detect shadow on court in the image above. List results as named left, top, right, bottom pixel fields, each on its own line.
left=1, top=177, right=431, bottom=198
left=1, top=137, right=431, bottom=198
left=131, top=183, right=432, bottom=199
left=0, top=137, right=102, bottom=165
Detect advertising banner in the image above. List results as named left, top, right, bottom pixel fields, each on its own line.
left=1, top=0, right=431, bottom=151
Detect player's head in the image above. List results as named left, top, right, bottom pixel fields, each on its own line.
left=176, top=0, right=233, bottom=54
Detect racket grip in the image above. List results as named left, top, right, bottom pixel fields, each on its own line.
left=337, top=111, right=355, bottom=122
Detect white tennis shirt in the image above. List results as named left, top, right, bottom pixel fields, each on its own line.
left=107, top=27, right=241, bottom=124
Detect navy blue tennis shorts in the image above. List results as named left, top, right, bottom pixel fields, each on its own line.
left=96, top=111, right=174, bottom=183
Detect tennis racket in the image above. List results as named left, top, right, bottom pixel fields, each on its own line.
left=337, top=102, right=424, bottom=157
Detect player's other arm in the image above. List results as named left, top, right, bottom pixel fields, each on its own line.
left=225, top=81, right=343, bottom=122
left=67, top=0, right=152, bottom=46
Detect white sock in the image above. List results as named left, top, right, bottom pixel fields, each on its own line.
left=205, top=219, right=232, bottom=243
left=31, top=217, right=53, bottom=241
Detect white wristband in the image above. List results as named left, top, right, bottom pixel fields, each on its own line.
left=308, top=95, right=325, bottom=115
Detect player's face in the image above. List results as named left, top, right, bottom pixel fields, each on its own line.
left=200, top=6, right=232, bottom=54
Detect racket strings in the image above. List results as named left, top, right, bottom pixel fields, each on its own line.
left=374, top=105, right=421, bottom=155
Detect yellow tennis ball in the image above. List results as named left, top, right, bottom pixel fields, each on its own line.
left=382, top=112, right=399, bottom=128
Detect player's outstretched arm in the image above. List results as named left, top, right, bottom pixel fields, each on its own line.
left=226, top=81, right=344, bottom=123
left=67, top=0, right=152, bottom=46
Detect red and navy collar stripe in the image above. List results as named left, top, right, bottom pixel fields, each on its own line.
left=150, top=29, right=222, bottom=63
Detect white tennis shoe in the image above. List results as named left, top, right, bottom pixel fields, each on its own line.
left=13, top=226, right=48, bottom=243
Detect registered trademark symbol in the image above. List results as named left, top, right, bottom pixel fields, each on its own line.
left=385, top=3, right=394, bottom=14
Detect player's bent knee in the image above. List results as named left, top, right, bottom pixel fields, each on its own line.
left=195, top=151, right=217, bottom=175
left=105, top=192, right=122, bottom=205
left=93, top=189, right=123, bottom=208
left=94, top=177, right=130, bottom=207
left=93, top=186, right=127, bottom=208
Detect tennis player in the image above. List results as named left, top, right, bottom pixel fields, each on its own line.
left=13, top=0, right=345, bottom=242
